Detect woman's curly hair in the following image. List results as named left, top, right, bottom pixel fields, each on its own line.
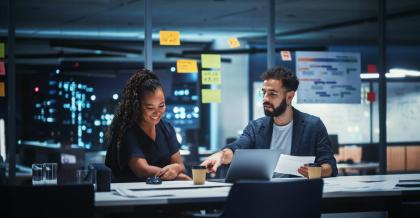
left=105, top=69, right=163, bottom=169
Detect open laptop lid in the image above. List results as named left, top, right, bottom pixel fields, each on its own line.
left=225, top=149, right=281, bottom=183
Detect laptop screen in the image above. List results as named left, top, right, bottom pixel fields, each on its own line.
left=225, top=149, right=281, bottom=183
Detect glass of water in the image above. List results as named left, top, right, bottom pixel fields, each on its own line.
left=76, top=169, right=96, bottom=185
left=43, top=163, right=57, bottom=185
left=32, top=163, right=44, bottom=185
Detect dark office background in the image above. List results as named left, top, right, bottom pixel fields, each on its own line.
left=0, top=0, right=419, bottom=176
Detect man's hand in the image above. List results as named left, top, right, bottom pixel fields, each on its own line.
left=200, top=151, right=224, bottom=173
left=298, top=166, right=308, bottom=178
left=156, top=164, right=180, bottom=180
left=298, top=163, right=333, bottom=178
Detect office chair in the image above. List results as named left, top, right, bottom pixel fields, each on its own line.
left=220, top=179, right=324, bottom=218
left=0, top=184, right=94, bottom=218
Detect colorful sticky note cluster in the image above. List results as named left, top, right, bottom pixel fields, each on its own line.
left=201, top=89, right=221, bottom=103
left=176, top=59, right=198, bottom=73
left=202, top=70, right=221, bottom=85
left=201, top=54, right=221, bottom=69
left=228, top=37, right=240, bottom=48
left=0, top=42, right=4, bottom=97
left=200, top=54, right=222, bottom=103
left=160, top=31, right=181, bottom=46
left=0, top=82, right=5, bottom=97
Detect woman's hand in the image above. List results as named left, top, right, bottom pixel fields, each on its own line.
left=176, top=173, right=192, bottom=181
left=156, top=163, right=181, bottom=180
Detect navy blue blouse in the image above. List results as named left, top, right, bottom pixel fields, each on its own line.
left=113, top=120, right=180, bottom=182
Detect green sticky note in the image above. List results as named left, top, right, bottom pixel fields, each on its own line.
left=201, top=54, right=221, bottom=69
left=202, top=70, right=221, bottom=85
left=0, top=43, right=4, bottom=59
left=201, top=89, right=221, bottom=103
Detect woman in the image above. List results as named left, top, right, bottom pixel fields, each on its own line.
left=105, top=69, right=190, bottom=182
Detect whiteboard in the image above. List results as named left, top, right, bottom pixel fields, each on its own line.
left=296, top=51, right=361, bottom=103
left=385, top=82, right=420, bottom=142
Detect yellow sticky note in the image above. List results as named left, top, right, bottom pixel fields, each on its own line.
left=202, top=70, right=221, bottom=85
left=176, top=59, right=198, bottom=73
left=202, top=89, right=221, bottom=103
left=0, top=43, right=4, bottom=59
left=0, top=82, right=5, bottom=97
left=201, top=54, right=221, bottom=69
left=160, top=31, right=180, bottom=46
left=228, top=37, right=240, bottom=48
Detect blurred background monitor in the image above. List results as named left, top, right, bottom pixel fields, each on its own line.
left=17, top=66, right=205, bottom=151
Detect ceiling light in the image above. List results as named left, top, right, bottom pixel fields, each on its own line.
left=360, top=68, right=420, bottom=79
left=360, top=73, right=379, bottom=79
left=386, top=72, right=405, bottom=78
left=389, top=68, right=420, bottom=77
left=360, top=73, right=405, bottom=79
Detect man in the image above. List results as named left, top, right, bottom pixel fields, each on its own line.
left=201, top=66, right=337, bottom=177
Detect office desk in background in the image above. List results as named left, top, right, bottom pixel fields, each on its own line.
left=95, top=174, right=420, bottom=217
left=337, top=162, right=379, bottom=175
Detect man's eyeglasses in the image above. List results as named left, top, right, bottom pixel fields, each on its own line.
left=257, top=89, right=279, bottom=98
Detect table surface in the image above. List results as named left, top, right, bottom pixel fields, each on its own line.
left=95, top=173, right=420, bottom=207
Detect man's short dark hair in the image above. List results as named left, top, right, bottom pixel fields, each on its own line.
left=261, top=66, right=299, bottom=91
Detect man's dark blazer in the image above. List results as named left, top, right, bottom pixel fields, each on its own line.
left=224, top=107, right=338, bottom=176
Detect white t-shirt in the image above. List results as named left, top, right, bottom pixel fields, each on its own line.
left=269, top=120, right=293, bottom=155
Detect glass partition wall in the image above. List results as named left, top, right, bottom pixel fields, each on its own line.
left=1, top=0, right=420, bottom=182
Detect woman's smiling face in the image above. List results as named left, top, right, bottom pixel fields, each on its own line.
left=140, top=88, right=166, bottom=126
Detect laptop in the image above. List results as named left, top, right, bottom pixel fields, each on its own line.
left=223, top=149, right=281, bottom=183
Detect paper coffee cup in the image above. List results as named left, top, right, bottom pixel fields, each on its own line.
left=192, top=166, right=207, bottom=185
left=305, top=163, right=322, bottom=179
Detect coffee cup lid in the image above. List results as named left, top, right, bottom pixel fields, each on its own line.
left=305, top=163, right=321, bottom=167
left=192, top=165, right=207, bottom=169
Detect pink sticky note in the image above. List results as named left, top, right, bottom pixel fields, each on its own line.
left=0, top=62, right=5, bottom=75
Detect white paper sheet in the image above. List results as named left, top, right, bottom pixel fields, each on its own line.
left=111, top=181, right=231, bottom=191
left=324, top=179, right=398, bottom=192
left=274, top=154, right=315, bottom=177
left=114, top=187, right=174, bottom=198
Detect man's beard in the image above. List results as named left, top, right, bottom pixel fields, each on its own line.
left=263, top=98, right=287, bottom=117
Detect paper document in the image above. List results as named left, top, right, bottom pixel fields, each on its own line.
left=111, top=181, right=231, bottom=191
left=324, top=179, right=398, bottom=192
left=274, top=154, right=315, bottom=177
left=114, top=187, right=173, bottom=198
